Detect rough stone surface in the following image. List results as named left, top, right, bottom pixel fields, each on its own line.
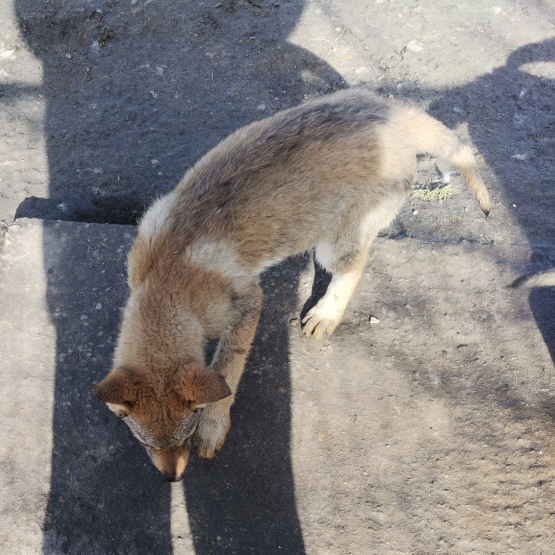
left=1, top=218, right=555, bottom=554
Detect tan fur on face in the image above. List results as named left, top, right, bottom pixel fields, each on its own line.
left=97, top=89, right=490, bottom=479
left=149, top=445, right=190, bottom=482
left=95, top=362, right=230, bottom=479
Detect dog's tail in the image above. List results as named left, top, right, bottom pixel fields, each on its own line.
left=406, top=109, right=491, bottom=216
left=510, top=269, right=555, bottom=288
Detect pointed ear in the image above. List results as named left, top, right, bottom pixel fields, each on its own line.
left=181, top=363, right=231, bottom=405
left=94, top=367, right=137, bottom=413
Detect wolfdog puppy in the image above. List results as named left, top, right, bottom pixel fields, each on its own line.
left=95, top=89, right=490, bottom=481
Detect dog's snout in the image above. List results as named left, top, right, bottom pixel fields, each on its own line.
left=149, top=445, right=190, bottom=481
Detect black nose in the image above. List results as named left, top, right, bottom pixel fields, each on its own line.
left=164, top=473, right=184, bottom=482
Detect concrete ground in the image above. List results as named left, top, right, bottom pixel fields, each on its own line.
left=1, top=0, right=555, bottom=554
left=1, top=219, right=555, bottom=555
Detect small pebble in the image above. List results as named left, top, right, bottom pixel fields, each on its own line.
left=96, top=303, right=103, bottom=310
left=257, top=103, right=266, bottom=111
left=369, top=315, right=380, bottom=324
left=405, top=40, right=423, bottom=53
left=290, top=317, right=299, bottom=327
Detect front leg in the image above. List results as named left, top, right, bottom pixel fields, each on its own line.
left=194, top=280, right=263, bottom=459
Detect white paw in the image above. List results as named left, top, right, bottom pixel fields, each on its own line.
left=193, top=401, right=231, bottom=459
left=302, top=300, right=342, bottom=339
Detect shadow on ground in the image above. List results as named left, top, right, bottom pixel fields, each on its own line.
left=184, top=256, right=309, bottom=554
left=428, top=38, right=555, bottom=362
left=14, top=0, right=344, bottom=553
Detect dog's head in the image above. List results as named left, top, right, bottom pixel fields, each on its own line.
left=94, top=362, right=231, bottom=481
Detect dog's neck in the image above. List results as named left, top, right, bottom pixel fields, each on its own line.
left=113, top=286, right=206, bottom=372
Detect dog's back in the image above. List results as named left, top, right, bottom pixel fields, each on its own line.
left=137, top=89, right=490, bottom=278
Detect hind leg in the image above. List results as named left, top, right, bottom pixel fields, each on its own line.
left=302, top=195, right=405, bottom=338
left=302, top=241, right=372, bottom=339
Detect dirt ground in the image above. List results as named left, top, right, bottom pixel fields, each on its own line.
left=1, top=0, right=555, bottom=554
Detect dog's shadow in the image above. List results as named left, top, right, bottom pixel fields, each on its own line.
left=427, top=38, right=555, bottom=365
left=185, top=256, right=309, bottom=554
